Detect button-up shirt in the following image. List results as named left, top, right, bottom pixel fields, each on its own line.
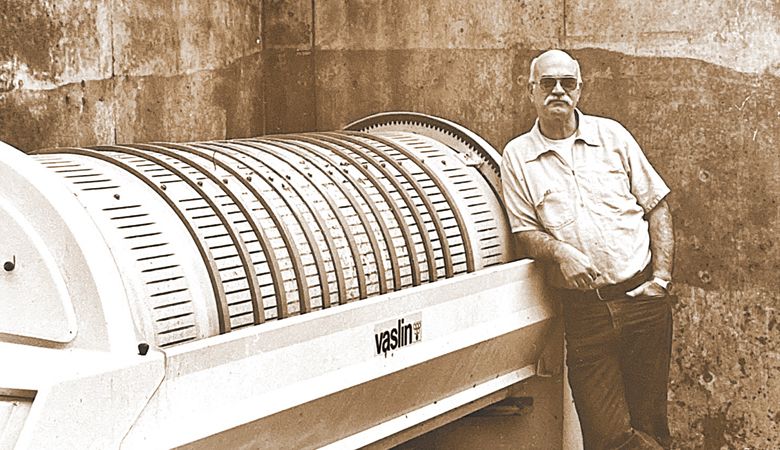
left=500, top=110, right=670, bottom=287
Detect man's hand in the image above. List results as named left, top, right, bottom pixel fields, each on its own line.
left=555, top=244, right=602, bottom=290
left=515, top=230, right=601, bottom=290
left=626, top=280, right=666, bottom=298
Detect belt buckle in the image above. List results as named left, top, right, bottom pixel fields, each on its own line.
left=595, top=287, right=605, bottom=301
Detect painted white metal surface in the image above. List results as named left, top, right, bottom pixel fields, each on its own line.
left=3, top=344, right=165, bottom=450
left=124, top=259, right=554, bottom=449
left=0, top=142, right=138, bottom=352
left=0, top=259, right=555, bottom=449
left=323, top=365, right=538, bottom=450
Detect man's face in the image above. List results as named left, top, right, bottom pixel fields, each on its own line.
left=529, top=55, right=581, bottom=121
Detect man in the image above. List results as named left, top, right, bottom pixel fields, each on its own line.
left=500, top=49, right=675, bottom=449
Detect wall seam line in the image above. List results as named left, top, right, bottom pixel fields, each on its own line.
left=562, top=0, right=568, bottom=47
left=110, top=0, right=118, bottom=144
left=261, top=0, right=267, bottom=136
left=311, top=0, right=318, bottom=130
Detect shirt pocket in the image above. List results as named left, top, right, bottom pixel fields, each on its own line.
left=535, top=189, right=576, bottom=230
left=584, top=169, right=634, bottom=211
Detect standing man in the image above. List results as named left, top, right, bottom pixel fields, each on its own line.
left=500, top=49, right=675, bottom=449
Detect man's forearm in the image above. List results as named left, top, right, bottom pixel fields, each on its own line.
left=647, top=199, right=675, bottom=280
left=515, top=230, right=572, bottom=263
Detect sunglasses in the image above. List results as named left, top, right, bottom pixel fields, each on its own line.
left=534, top=77, right=579, bottom=92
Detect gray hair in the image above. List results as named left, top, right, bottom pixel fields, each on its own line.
left=528, top=51, right=583, bottom=84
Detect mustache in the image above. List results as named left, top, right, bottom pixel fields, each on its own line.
left=544, top=96, right=573, bottom=106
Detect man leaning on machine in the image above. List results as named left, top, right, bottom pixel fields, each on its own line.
left=501, top=49, right=676, bottom=450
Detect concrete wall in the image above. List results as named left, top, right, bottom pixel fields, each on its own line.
left=0, top=0, right=264, bottom=150
left=1, top=1, right=778, bottom=448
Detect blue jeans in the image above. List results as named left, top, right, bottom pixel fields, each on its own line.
left=562, top=292, right=673, bottom=450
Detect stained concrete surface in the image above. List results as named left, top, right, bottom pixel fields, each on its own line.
left=1, top=1, right=778, bottom=448
left=315, top=0, right=561, bottom=50
left=566, top=0, right=780, bottom=76
left=0, top=0, right=265, bottom=149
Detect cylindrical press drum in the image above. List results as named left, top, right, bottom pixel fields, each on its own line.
left=0, top=112, right=510, bottom=350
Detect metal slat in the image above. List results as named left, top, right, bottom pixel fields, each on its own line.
left=235, top=139, right=367, bottom=303
left=310, top=133, right=439, bottom=283
left=148, top=142, right=289, bottom=322
left=103, top=145, right=261, bottom=330
left=126, top=143, right=265, bottom=326
left=36, top=147, right=232, bottom=334
left=318, top=132, right=456, bottom=279
left=244, top=138, right=394, bottom=295
left=343, top=131, right=477, bottom=273
left=282, top=135, right=422, bottom=287
left=197, top=141, right=334, bottom=313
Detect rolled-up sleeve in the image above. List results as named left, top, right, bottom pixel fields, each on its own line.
left=620, top=127, right=671, bottom=213
left=500, top=149, right=543, bottom=233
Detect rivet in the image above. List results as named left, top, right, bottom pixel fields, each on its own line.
left=161, top=184, right=167, bottom=191
left=138, top=343, right=150, bottom=356
left=246, top=175, right=252, bottom=182
left=3, top=257, right=15, bottom=272
left=698, top=169, right=710, bottom=182
left=113, top=193, right=120, bottom=200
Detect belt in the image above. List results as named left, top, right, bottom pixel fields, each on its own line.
left=561, top=265, right=652, bottom=302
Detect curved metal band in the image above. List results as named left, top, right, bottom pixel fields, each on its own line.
left=343, top=131, right=476, bottom=273
left=41, top=147, right=232, bottom=333
left=344, top=111, right=502, bottom=198
left=128, top=143, right=265, bottom=324
left=310, top=133, right=438, bottom=282
left=150, top=142, right=288, bottom=320
left=197, top=141, right=330, bottom=317
left=248, top=137, right=392, bottom=294
left=317, top=132, right=454, bottom=279
left=216, top=140, right=344, bottom=307
left=277, top=134, right=422, bottom=286
left=100, top=144, right=263, bottom=328
left=238, top=139, right=366, bottom=302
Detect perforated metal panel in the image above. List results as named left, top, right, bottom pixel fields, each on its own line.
left=30, top=114, right=510, bottom=348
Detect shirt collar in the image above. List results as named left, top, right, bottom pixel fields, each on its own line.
left=526, top=109, right=601, bottom=161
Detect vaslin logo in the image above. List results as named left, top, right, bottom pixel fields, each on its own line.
left=373, top=313, right=422, bottom=357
